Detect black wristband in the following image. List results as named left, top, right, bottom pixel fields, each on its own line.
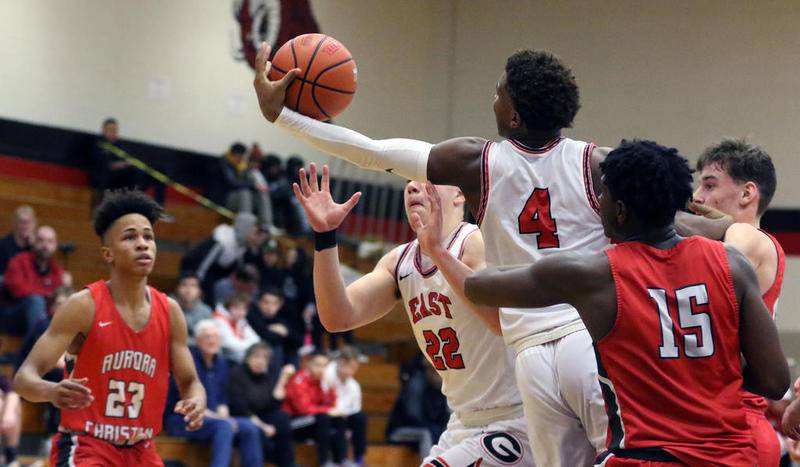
left=314, top=229, right=337, bottom=251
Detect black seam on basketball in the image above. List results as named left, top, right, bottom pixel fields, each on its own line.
left=274, top=63, right=354, bottom=94
left=311, top=86, right=332, bottom=120
left=313, top=57, right=355, bottom=89
left=295, top=35, right=328, bottom=111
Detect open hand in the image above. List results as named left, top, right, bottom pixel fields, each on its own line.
left=47, top=377, right=93, bottom=410
left=254, top=42, right=301, bottom=122
left=409, top=182, right=445, bottom=256
left=293, top=163, right=361, bottom=232
left=175, top=396, right=206, bottom=431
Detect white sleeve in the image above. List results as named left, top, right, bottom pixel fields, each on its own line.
left=274, top=108, right=431, bottom=182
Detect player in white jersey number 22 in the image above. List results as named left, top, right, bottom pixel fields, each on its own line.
left=292, top=163, right=531, bottom=466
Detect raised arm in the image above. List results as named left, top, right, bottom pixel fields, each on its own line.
left=168, top=299, right=206, bottom=431
left=14, top=290, right=94, bottom=409
left=465, top=251, right=616, bottom=340
left=728, top=245, right=789, bottom=399
left=293, top=164, right=399, bottom=332
left=411, top=182, right=501, bottom=335
left=253, top=42, right=484, bottom=203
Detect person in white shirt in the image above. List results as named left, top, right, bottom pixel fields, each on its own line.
left=213, top=294, right=260, bottom=363
left=324, top=346, right=367, bottom=466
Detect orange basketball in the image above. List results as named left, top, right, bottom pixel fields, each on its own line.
left=268, top=33, right=357, bottom=121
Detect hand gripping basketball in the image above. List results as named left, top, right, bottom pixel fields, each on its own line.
left=254, top=42, right=300, bottom=122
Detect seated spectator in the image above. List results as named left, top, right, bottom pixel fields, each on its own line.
left=246, top=143, right=276, bottom=231
left=0, top=205, right=36, bottom=281
left=2, top=226, right=66, bottom=344
left=325, top=346, right=368, bottom=466
left=213, top=294, right=260, bottom=363
left=386, top=355, right=449, bottom=457
left=257, top=239, right=287, bottom=291
left=14, top=286, right=72, bottom=454
left=164, top=320, right=263, bottom=467
left=172, top=272, right=213, bottom=345
left=248, top=287, right=304, bottom=367
left=284, top=351, right=346, bottom=467
left=0, top=372, right=20, bottom=467
left=230, top=342, right=296, bottom=466
left=180, top=212, right=258, bottom=304
left=87, top=118, right=167, bottom=210
left=212, top=263, right=260, bottom=309
left=213, top=142, right=271, bottom=228
left=284, top=156, right=310, bottom=235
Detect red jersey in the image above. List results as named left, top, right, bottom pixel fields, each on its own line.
left=741, top=232, right=786, bottom=409
left=598, top=237, right=756, bottom=466
left=60, top=281, right=171, bottom=443
left=283, top=369, right=336, bottom=416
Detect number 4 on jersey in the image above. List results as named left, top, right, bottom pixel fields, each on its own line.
left=518, top=188, right=559, bottom=249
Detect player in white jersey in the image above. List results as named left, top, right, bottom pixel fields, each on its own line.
left=255, top=44, right=608, bottom=466
left=292, top=163, right=531, bottom=466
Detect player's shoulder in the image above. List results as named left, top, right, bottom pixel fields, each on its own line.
left=725, top=223, right=775, bottom=260
left=378, top=242, right=413, bottom=276
left=52, top=288, right=95, bottom=328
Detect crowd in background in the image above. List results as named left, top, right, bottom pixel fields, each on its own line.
left=0, top=117, right=454, bottom=466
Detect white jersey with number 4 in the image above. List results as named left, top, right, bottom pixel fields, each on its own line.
left=475, top=137, right=609, bottom=351
left=396, top=222, right=521, bottom=414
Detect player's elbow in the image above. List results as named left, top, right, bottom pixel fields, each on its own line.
left=317, top=306, right=350, bottom=333
left=747, top=363, right=791, bottom=400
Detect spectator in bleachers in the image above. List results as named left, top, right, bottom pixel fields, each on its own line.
left=180, top=211, right=258, bottom=305
left=246, top=143, right=276, bottom=231
left=213, top=142, right=272, bottom=230
left=229, top=342, right=296, bottom=467
left=172, top=272, right=212, bottom=345
left=14, top=286, right=72, bottom=457
left=325, top=346, right=368, bottom=467
left=284, top=155, right=311, bottom=235
left=386, top=355, right=450, bottom=458
left=260, top=154, right=295, bottom=233
left=213, top=294, right=260, bottom=363
left=248, top=287, right=304, bottom=367
left=0, top=205, right=36, bottom=281
left=212, top=263, right=260, bottom=309
left=2, top=226, right=66, bottom=345
left=284, top=351, right=347, bottom=467
left=256, top=238, right=287, bottom=291
left=0, top=371, right=21, bottom=467
left=87, top=118, right=166, bottom=210
left=164, top=320, right=263, bottom=467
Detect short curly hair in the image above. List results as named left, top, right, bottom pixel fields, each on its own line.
left=505, top=50, right=580, bottom=131
left=601, top=140, right=694, bottom=227
left=93, top=189, right=164, bottom=239
left=696, top=139, right=776, bottom=215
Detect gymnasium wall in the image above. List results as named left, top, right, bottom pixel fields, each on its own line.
left=0, top=0, right=453, bottom=186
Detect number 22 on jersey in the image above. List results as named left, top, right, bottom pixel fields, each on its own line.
left=423, top=327, right=465, bottom=370
left=518, top=188, right=559, bottom=249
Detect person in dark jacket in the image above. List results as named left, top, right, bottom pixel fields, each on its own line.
left=248, top=287, right=304, bottom=367
left=229, top=342, right=296, bottom=467
left=0, top=205, right=36, bottom=280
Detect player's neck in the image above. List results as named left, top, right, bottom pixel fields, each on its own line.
left=107, top=270, right=149, bottom=308
left=508, top=129, right=562, bottom=148
left=733, top=211, right=760, bottom=228
left=624, top=224, right=681, bottom=249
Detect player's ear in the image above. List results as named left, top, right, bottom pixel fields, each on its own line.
left=510, top=110, right=523, bottom=130
left=100, top=244, right=113, bottom=265
left=615, top=199, right=627, bottom=226
left=740, top=181, right=758, bottom=209
left=453, top=188, right=466, bottom=207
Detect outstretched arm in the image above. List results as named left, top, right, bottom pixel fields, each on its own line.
left=674, top=201, right=734, bottom=240
left=168, top=299, right=206, bottom=431
left=293, top=164, right=399, bottom=332
left=15, top=290, right=94, bottom=410
left=411, top=183, right=501, bottom=335
left=253, top=43, right=484, bottom=200
left=728, top=246, right=789, bottom=400
left=465, top=252, right=615, bottom=340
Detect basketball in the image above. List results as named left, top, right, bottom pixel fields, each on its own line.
left=268, top=33, right=357, bottom=121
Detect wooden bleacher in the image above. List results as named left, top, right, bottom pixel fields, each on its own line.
left=0, top=170, right=420, bottom=465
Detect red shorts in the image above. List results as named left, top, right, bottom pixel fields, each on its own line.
left=745, top=410, right=780, bottom=467
left=50, top=432, right=163, bottom=467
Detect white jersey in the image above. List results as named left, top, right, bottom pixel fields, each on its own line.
left=475, top=137, right=609, bottom=350
left=396, top=222, right=521, bottom=414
